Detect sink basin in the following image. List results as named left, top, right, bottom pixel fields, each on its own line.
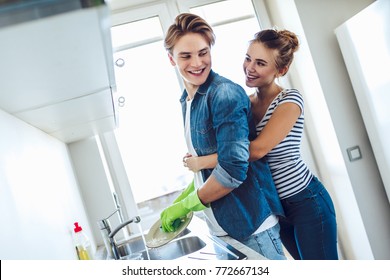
left=109, top=216, right=247, bottom=260
left=116, top=235, right=147, bottom=257
left=117, top=235, right=206, bottom=260
left=116, top=228, right=194, bottom=260
left=147, top=236, right=206, bottom=260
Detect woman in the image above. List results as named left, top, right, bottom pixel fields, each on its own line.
left=184, top=29, right=338, bottom=260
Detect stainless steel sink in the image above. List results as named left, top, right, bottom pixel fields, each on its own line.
left=146, top=236, right=206, bottom=260
left=113, top=218, right=247, bottom=260
left=116, top=228, right=193, bottom=259
left=116, top=231, right=206, bottom=260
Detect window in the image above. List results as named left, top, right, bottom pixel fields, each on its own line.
left=111, top=16, right=192, bottom=203
left=111, top=0, right=262, bottom=204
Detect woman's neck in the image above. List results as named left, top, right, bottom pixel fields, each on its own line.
left=255, top=83, right=283, bottom=101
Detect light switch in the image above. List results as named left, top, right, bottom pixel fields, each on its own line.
left=347, top=146, right=362, bottom=161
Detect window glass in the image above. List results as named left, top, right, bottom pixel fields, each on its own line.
left=111, top=17, right=163, bottom=49
left=112, top=18, right=192, bottom=203
left=190, top=0, right=255, bottom=25
left=210, top=18, right=260, bottom=94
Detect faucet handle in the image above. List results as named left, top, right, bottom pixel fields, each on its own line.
left=97, top=208, right=120, bottom=232
left=108, top=216, right=141, bottom=239
left=97, top=218, right=111, bottom=232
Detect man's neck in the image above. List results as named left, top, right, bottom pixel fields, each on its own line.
left=184, top=83, right=199, bottom=100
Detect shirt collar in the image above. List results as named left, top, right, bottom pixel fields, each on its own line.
left=180, top=70, right=216, bottom=102
left=197, top=69, right=216, bottom=95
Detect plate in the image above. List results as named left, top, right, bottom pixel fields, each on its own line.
left=145, top=212, right=193, bottom=248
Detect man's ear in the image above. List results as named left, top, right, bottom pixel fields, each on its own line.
left=168, top=53, right=176, bottom=66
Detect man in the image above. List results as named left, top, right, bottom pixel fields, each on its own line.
left=160, top=13, right=285, bottom=260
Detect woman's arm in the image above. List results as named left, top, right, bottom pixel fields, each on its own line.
left=185, top=102, right=301, bottom=170
left=184, top=153, right=218, bottom=172
left=249, top=102, right=301, bottom=161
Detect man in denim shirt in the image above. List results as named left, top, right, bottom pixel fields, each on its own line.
left=160, top=13, right=285, bottom=260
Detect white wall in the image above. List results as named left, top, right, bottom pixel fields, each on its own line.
left=0, top=108, right=94, bottom=259
left=68, top=136, right=118, bottom=247
left=295, top=0, right=390, bottom=260
left=67, top=134, right=141, bottom=246
left=335, top=0, right=390, bottom=206
left=263, top=0, right=390, bottom=259
left=263, top=0, right=373, bottom=259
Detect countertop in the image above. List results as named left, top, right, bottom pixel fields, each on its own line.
left=218, top=235, right=268, bottom=260
left=192, top=214, right=268, bottom=260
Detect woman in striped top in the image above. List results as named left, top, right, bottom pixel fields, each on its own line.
left=183, top=29, right=338, bottom=260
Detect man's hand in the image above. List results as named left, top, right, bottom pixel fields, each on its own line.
left=160, top=190, right=207, bottom=232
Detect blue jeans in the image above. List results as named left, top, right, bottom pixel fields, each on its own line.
left=279, top=176, right=338, bottom=260
left=241, top=223, right=286, bottom=260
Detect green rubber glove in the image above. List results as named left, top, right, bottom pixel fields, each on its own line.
left=160, top=190, right=207, bottom=232
left=173, top=180, right=195, bottom=203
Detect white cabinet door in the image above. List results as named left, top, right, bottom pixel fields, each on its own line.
left=15, top=87, right=116, bottom=143
left=0, top=5, right=117, bottom=142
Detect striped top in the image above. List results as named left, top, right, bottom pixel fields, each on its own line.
left=256, top=89, right=313, bottom=199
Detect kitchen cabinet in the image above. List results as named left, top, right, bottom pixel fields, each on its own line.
left=0, top=3, right=118, bottom=143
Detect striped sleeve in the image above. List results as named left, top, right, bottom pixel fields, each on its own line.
left=279, top=89, right=304, bottom=114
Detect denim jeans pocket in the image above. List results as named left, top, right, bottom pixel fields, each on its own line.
left=282, top=187, right=312, bottom=206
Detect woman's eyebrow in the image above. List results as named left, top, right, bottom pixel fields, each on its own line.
left=255, top=57, right=268, bottom=64
left=246, top=53, right=268, bottom=64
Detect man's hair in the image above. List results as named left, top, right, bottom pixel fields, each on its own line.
left=164, top=13, right=215, bottom=54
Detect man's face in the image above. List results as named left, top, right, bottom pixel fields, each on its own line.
left=169, top=33, right=212, bottom=93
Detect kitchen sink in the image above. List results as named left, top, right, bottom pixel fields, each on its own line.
left=146, top=236, right=206, bottom=260
left=116, top=230, right=208, bottom=260
left=113, top=218, right=247, bottom=260
left=117, top=235, right=206, bottom=260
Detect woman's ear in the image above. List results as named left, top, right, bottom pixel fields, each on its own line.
left=168, top=53, right=176, bottom=66
left=278, top=66, right=289, bottom=77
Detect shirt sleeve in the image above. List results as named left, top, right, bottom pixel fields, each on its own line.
left=209, top=82, right=251, bottom=188
left=279, top=89, right=304, bottom=114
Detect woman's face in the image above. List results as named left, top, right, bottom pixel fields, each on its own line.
left=168, top=33, right=212, bottom=92
left=243, top=41, right=279, bottom=89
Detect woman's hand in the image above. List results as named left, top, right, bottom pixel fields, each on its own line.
left=185, top=156, right=201, bottom=172
left=183, top=153, right=201, bottom=172
left=183, top=153, right=218, bottom=173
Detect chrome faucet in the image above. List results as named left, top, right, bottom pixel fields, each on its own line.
left=97, top=217, right=114, bottom=259
left=108, top=216, right=141, bottom=260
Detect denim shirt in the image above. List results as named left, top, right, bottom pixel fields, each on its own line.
left=180, top=70, right=284, bottom=241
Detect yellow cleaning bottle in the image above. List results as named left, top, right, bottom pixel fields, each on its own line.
left=73, top=222, right=93, bottom=260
